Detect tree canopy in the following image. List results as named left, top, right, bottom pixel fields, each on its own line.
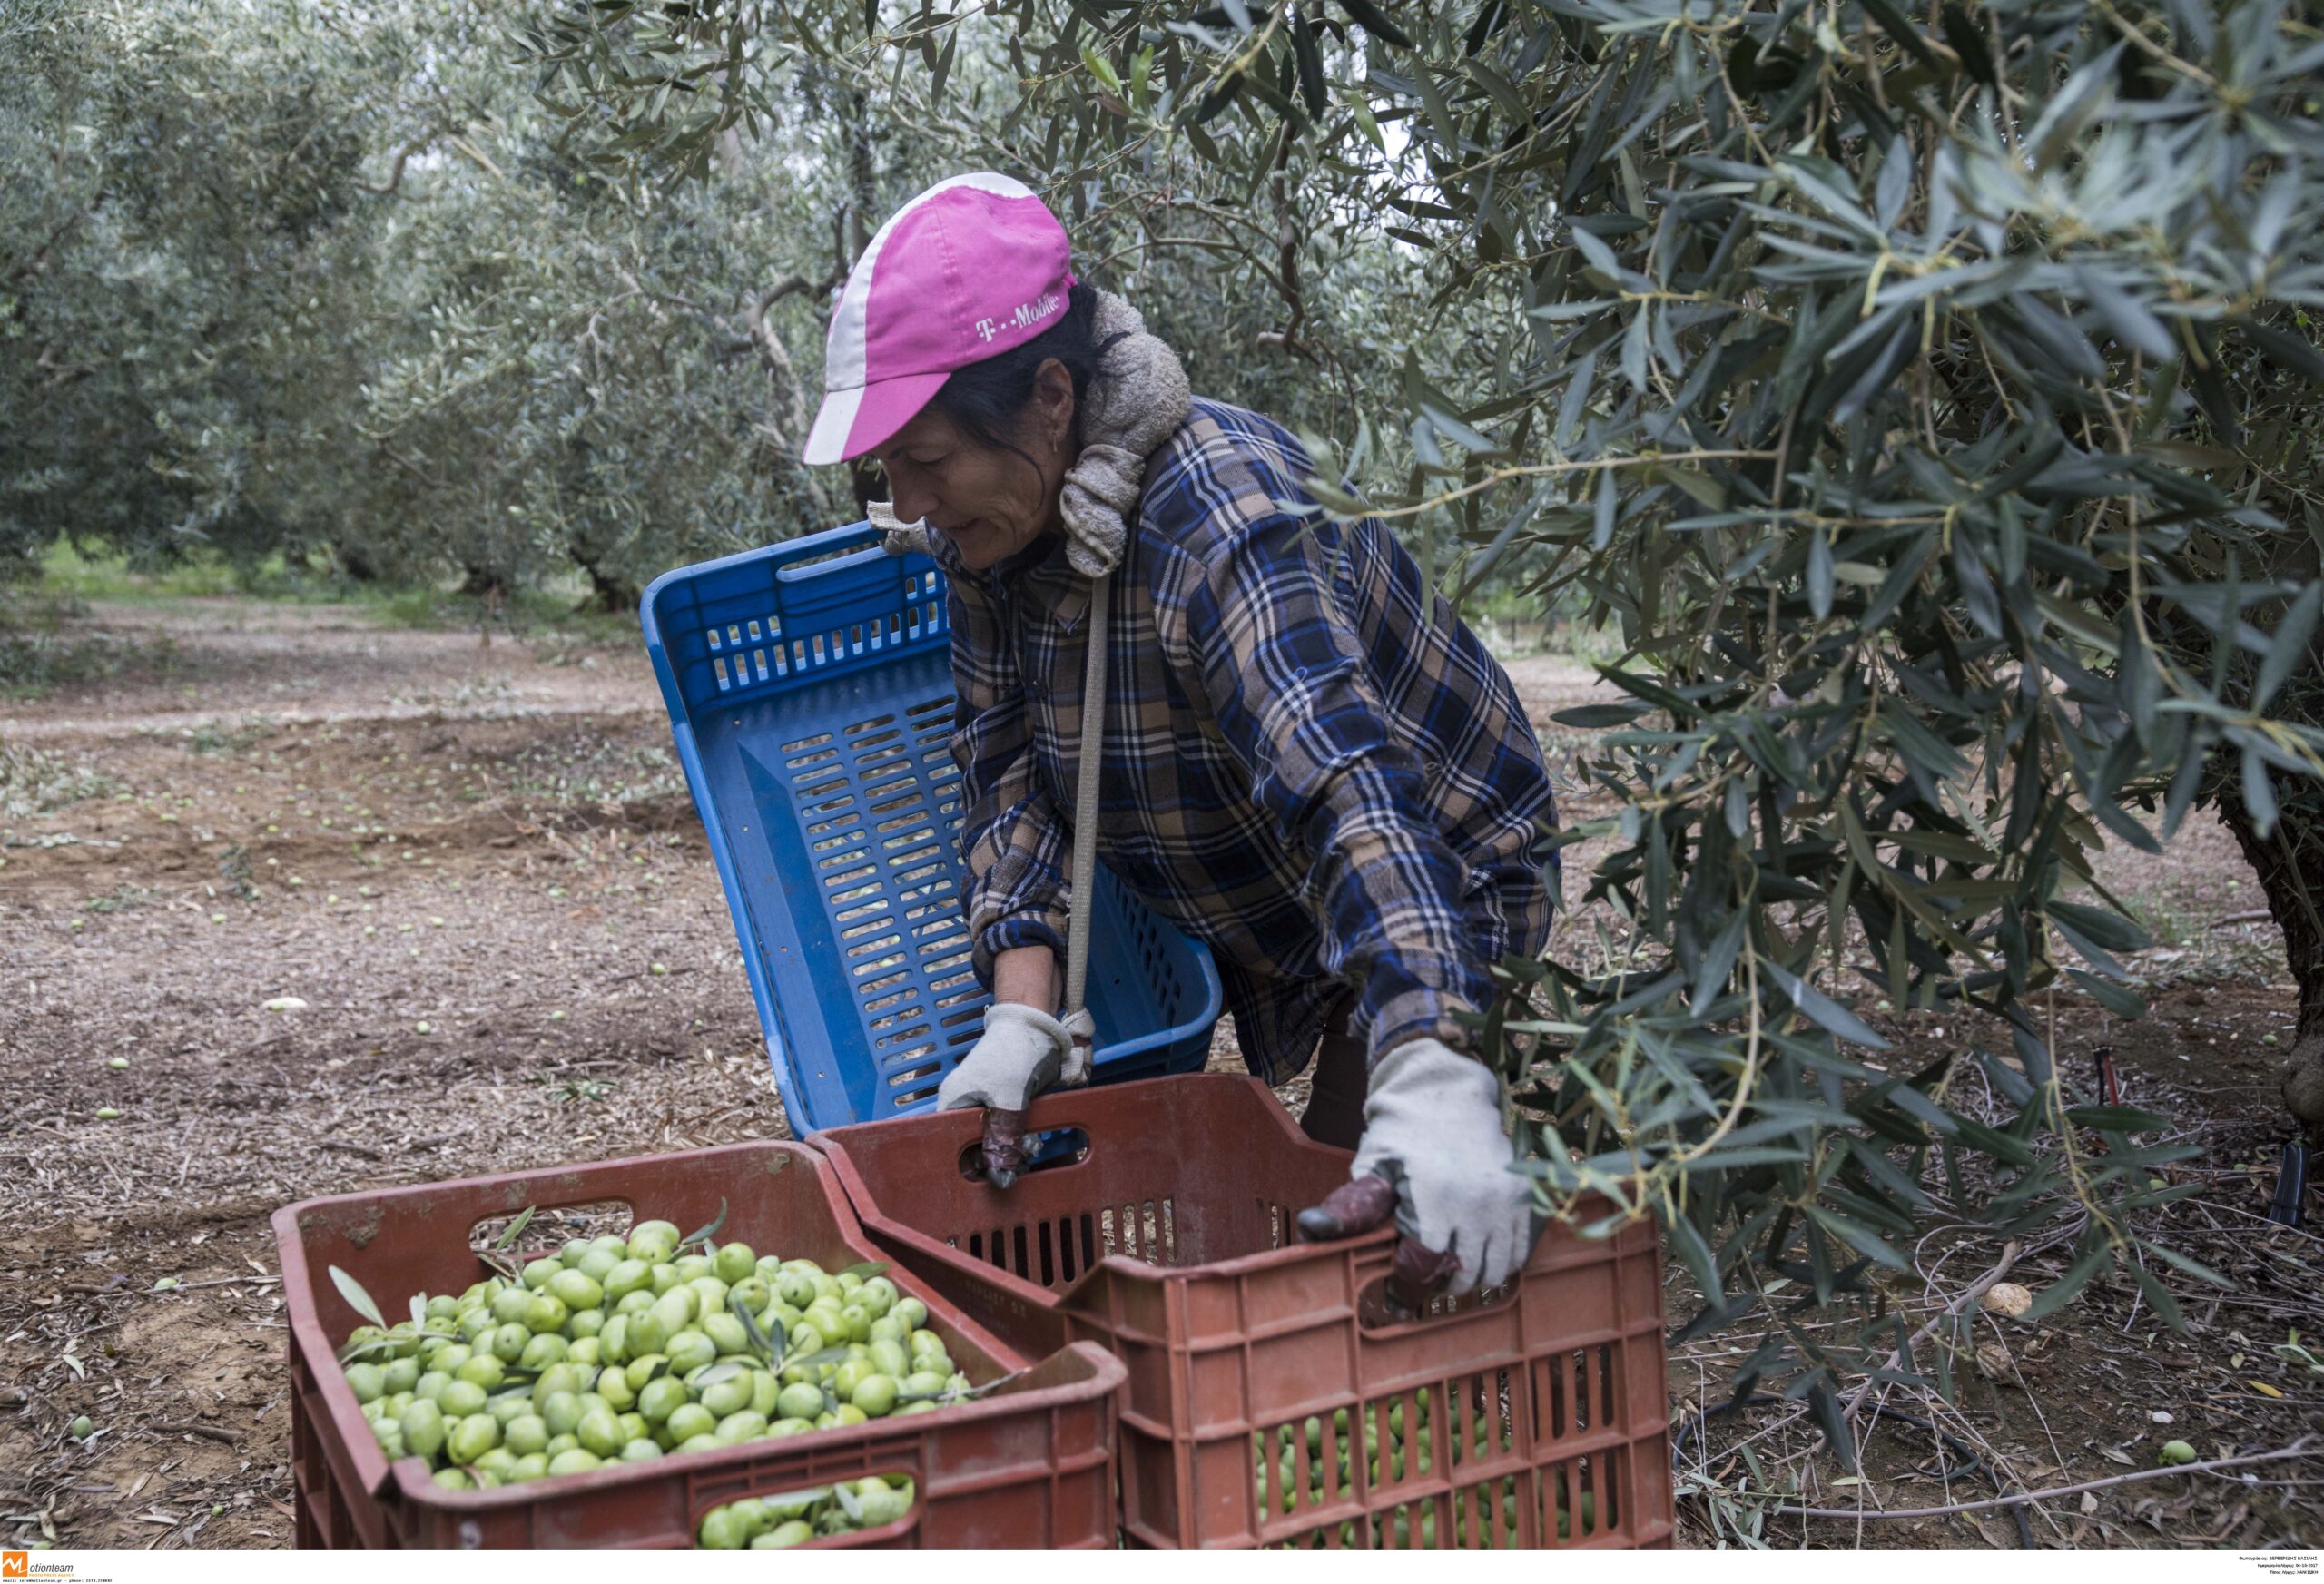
left=527, top=0, right=2324, bottom=1431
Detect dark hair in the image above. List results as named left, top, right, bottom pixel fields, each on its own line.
left=923, top=281, right=1124, bottom=469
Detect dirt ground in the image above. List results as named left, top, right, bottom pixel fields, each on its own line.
left=2, top=590, right=2319, bottom=1550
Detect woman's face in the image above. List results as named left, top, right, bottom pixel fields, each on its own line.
left=874, top=360, right=1076, bottom=572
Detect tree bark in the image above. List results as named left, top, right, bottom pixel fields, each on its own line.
left=333, top=539, right=381, bottom=583
left=846, top=90, right=874, bottom=261
left=458, top=564, right=511, bottom=600
left=2210, top=767, right=2324, bottom=1137
left=571, top=550, right=638, bottom=615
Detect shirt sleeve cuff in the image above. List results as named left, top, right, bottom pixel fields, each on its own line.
left=972, top=914, right=1068, bottom=989
left=1364, top=987, right=1482, bottom=1066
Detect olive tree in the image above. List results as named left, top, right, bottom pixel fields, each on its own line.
left=0, top=0, right=869, bottom=607
left=529, top=0, right=2324, bottom=1432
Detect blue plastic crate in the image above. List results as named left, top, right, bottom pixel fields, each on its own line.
left=641, top=521, right=1222, bottom=1135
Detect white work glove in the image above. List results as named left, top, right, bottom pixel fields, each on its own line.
left=1351, top=1038, right=1540, bottom=1295
left=936, top=1001, right=1091, bottom=1113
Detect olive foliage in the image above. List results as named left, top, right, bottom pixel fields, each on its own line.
left=0, top=0, right=859, bottom=602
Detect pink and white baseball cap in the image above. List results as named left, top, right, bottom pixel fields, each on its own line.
left=802, top=172, right=1078, bottom=466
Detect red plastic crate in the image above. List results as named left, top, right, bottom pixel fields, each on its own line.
left=273, top=1141, right=1124, bottom=1548
left=813, top=1075, right=1674, bottom=1550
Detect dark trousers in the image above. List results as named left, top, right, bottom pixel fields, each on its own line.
left=1299, top=999, right=1368, bottom=1150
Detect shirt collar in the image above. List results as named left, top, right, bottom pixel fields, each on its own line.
left=947, top=530, right=1089, bottom=631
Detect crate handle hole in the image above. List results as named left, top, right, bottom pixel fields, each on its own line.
left=1354, top=1272, right=1517, bottom=1333
left=957, top=1127, right=1089, bottom=1182
left=467, top=1198, right=636, bottom=1262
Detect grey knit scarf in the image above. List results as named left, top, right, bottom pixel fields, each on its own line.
left=872, top=290, right=1191, bottom=576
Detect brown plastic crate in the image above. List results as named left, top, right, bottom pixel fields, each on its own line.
left=273, top=1141, right=1124, bottom=1548
left=813, top=1074, right=1674, bottom=1550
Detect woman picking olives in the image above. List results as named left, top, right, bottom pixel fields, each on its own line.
left=801, top=174, right=1561, bottom=1298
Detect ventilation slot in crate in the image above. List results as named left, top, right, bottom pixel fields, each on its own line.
left=1542, top=1449, right=1620, bottom=1545
left=1537, top=1343, right=1618, bottom=1441
left=778, top=694, right=974, bottom=1112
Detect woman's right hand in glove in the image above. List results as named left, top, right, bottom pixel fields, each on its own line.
left=937, top=999, right=1091, bottom=1187
left=938, top=1000, right=1078, bottom=1113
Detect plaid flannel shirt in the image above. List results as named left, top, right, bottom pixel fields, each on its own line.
left=939, top=398, right=1559, bottom=1083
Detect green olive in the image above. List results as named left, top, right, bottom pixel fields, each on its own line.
left=850, top=1374, right=900, bottom=1417
left=539, top=1391, right=584, bottom=1437
left=699, top=1505, right=752, bottom=1549
left=576, top=1407, right=624, bottom=1459
left=662, top=1402, right=715, bottom=1444
left=712, top=1242, right=757, bottom=1284
left=547, top=1269, right=604, bottom=1313
left=714, top=1410, right=768, bottom=1443
left=447, top=1412, right=500, bottom=1465
left=664, top=1329, right=716, bottom=1374
left=399, top=1399, right=446, bottom=1461
left=437, top=1380, right=487, bottom=1419
left=699, top=1372, right=753, bottom=1420
left=456, top=1353, right=507, bottom=1391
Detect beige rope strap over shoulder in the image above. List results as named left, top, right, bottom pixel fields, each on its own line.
left=1060, top=573, right=1108, bottom=1039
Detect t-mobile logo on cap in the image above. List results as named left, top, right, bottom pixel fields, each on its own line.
left=974, top=290, right=1063, bottom=343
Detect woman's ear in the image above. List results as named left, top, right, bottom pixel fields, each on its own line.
left=1032, top=358, right=1076, bottom=455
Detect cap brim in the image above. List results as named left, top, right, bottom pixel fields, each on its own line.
left=801, top=370, right=952, bottom=467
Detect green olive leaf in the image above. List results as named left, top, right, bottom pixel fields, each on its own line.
left=732, top=1290, right=780, bottom=1362
left=328, top=1265, right=387, bottom=1330
left=763, top=1484, right=832, bottom=1510
left=681, top=1199, right=728, bottom=1249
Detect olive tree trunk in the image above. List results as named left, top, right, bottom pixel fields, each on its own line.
left=2211, top=775, right=2324, bottom=1136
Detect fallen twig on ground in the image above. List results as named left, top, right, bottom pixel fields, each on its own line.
left=1837, top=1239, right=2022, bottom=1433
left=1767, top=1438, right=2318, bottom=1520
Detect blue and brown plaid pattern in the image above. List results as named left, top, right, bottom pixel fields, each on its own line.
left=938, top=398, right=1559, bottom=1083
